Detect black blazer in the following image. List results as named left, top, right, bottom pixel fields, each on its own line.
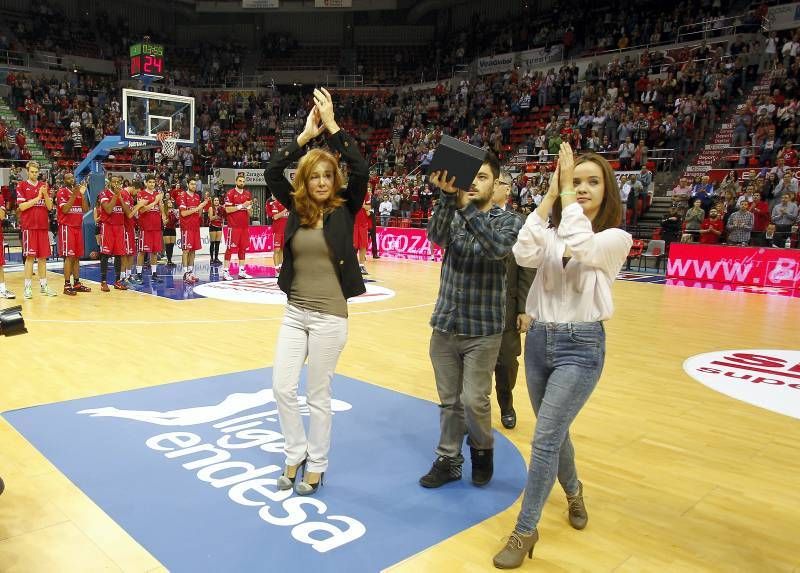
left=504, top=211, right=535, bottom=332
left=505, top=252, right=536, bottom=333
left=264, top=130, right=369, bottom=300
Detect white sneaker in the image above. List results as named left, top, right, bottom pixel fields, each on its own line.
left=223, top=270, right=236, bottom=281
left=24, top=286, right=33, bottom=299
left=359, top=264, right=369, bottom=275
left=0, top=290, right=15, bottom=299
left=239, top=270, right=253, bottom=279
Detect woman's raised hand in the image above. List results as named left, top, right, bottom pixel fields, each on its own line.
left=298, top=106, right=325, bottom=146
left=558, top=142, right=575, bottom=194
left=313, top=88, right=338, bottom=133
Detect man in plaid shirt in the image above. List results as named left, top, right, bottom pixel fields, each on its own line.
left=726, top=201, right=754, bottom=245
left=420, top=152, right=523, bottom=489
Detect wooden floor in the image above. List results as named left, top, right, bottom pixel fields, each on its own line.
left=0, top=256, right=798, bottom=572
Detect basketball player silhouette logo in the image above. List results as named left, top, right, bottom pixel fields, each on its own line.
left=78, top=389, right=352, bottom=426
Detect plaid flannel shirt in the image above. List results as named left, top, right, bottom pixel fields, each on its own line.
left=726, top=210, right=754, bottom=244
left=427, top=191, right=523, bottom=336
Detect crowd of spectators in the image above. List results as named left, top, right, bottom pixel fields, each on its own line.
left=657, top=28, right=800, bottom=249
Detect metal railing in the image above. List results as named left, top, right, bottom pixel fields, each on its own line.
left=508, top=149, right=676, bottom=171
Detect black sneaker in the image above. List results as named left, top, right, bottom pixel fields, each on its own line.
left=419, top=455, right=462, bottom=488
left=501, top=408, right=517, bottom=429
left=470, top=447, right=493, bottom=486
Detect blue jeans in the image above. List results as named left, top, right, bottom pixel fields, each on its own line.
left=515, top=321, right=606, bottom=533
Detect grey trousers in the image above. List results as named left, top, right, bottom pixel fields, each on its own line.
left=429, top=329, right=503, bottom=463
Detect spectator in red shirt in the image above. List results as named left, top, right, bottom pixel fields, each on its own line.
left=779, top=143, right=799, bottom=167
left=15, top=128, right=25, bottom=151
left=699, top=209, right=724, bottom=244
left=751, top=194, right=771, bottom=245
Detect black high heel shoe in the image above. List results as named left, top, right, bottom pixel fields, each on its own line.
left=277, top=460, right=307, bottom=491
left=295, top=471, right=324, bottom=496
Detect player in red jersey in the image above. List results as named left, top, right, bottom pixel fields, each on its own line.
left=93, top=195, right=103, bottom=246
left=266, top=195, right=288, bottom=272
left=97, top=174, right=133, bottom=291
left=353, top=198, right=372, bottom=275
left=163, top=195, right=179, bottom=265
left=56, top=172, right=91, bottom=295
left=121, top=180, right=138, bottom=285
left=16, top=161, right=57, bottom=299
left=135, top=175, right=165, bottom=284
left=0, top=202, right=14, bottom=299
left=222, top=174, right=253, bottom=280
left=207, top=196, right=224, bottom=265
left=178, top=179, right=209, bottom=283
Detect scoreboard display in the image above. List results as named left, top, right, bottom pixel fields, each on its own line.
left=130, top=43, right=164, bottom=79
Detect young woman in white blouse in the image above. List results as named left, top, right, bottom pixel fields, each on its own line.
left=493, top=143, right=632, bottom=569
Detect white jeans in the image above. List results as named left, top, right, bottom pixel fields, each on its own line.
left=272, top=304, right=348, bottom=473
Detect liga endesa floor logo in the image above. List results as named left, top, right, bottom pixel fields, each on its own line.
left=193, top=278, right=395, bottom=304
left=2, top=369, right=527, bottom=572
left=684, top=350, right=800, bottom=419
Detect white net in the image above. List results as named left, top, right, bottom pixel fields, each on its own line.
left=157, top=131, right=179, bottom=159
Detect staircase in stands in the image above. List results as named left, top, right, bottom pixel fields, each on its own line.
left=634, top=71, right=771, bottom=238
left=681, top=72, right=771, bottom=181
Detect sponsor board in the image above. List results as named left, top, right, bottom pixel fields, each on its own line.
left=768, top=2, right=800, bottom=30
left=174, top=225, right=274, bottom=255
left=1, top=369, right=527, bottom=572
left=376, top=227, right=443, bottom=261
left=518, top=45, right=563, bottom=69
left=665, top=278, right=800, bottom=297
left=217, top=168, right=267, bottom=186
left=477, top=52, right=515, bottom=75
left=684, top=350, right=800, bottom=419
left=667, top=243, right=800, bottom=288
left=192, top=277, right=395, bottom=304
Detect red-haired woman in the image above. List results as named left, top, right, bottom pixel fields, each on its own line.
left=264, top=88, right=368, bottom=496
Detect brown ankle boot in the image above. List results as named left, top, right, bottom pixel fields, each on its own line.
left=567, top=481, right=588, bottom=530
left=492, top=529, right=538, bottom=569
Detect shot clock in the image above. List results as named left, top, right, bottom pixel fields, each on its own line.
left=130, top=42, right=165, bottom=79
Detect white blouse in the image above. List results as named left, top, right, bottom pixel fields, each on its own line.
left=513, top=202, right=632, bottom=323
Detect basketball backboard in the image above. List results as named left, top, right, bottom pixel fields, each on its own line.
left=122, top=89, right=195, bottom=145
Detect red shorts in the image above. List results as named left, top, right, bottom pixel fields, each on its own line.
left=123, top=226, right=135, bottom=256
left=353, top=227, right=369, bottom=250
left=59, top=225, right=84, bottom=258
left=22, top=228, right=51, bottom=258
left=226, top=226, right=250, bottom=252
left=272, top=219, right=286, bottom=249
left=139, top=229, right=163, bottom=253
left=181, top=226, right=202, bottom=252
left=101, top=224, right=126, bottom=256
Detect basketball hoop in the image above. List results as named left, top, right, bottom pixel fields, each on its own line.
left=156, top=131, right=179, bottom=159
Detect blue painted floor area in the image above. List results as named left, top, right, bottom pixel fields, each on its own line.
left=2, top=369, right=528, bottom=573
left=65, top=260, right=277, bottom=300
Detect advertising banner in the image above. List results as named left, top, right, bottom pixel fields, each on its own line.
left=518, top=45, right=563, bottom=69
left=667, top=243, right=800, bottom=288
left=476, top=52, right=515, bottom=75
left=376, top=226, right=443, bottom=261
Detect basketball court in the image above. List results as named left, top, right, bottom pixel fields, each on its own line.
left=0, top=18, right=799, bottom=573
left=0, top=253, right=798, bottom=572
